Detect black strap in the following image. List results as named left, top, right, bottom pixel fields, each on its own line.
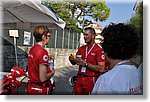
left=77, top=74, right=99, bottom=77
left=29, top=80, right=50, bottom=86
left=29, top=82, right=43, bottom=86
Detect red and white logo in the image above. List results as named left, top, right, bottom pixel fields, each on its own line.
left=43, top=55, right=48, bottom=61
left=91, top=53, right=95, bottom=56
left=101, top=54, right=105, bottom=60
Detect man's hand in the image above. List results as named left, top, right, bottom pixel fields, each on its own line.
left=76, top=59, right=86, bottom=67
left=69, top=54, right=77, bottom=65
left=50, top=69, right=55, bottom=77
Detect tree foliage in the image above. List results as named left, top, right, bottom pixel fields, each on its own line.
left=43, top=0, right=110, bottom=32
left=129, top=1, right=143, bottom=35
left=128, top=1, right=143, bottom=56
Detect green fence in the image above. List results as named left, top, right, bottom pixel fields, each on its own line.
left=3, top=29, right=80, bottom=49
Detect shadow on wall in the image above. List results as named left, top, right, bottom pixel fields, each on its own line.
left=2, top=37, right=28, bottom=72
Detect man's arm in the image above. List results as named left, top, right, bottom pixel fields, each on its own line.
left=86, top=62, right=105, bottom=73
left=39, top=64, right=55, bottom=82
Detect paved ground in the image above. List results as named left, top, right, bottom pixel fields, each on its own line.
left=52, top=65, right=78, bottom=95
left=10, top=54, right=143, bottom=95
left=17, top=65, right=78, bottom=95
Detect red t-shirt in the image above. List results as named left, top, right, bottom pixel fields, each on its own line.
left=28, top=44, right=49, bottom=82
left=76, top=44, right=106, bottom=76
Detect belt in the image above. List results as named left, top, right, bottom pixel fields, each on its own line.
left=78, top=74, right=98, bottom=77
left=29, top=82, right=43, bottom=86
left=29, top=80, right=50, bottom=87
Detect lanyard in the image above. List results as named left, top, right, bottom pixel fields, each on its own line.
left=85, top=43, right=95, bottom=61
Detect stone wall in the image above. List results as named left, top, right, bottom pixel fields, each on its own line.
left=18, top=46, right=77, bottom=69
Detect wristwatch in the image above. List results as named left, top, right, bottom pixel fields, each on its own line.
left=84, top=62, right=88, bottom=67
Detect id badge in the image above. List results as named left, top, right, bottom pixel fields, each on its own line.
left=81, top=67, right=86, bottom=72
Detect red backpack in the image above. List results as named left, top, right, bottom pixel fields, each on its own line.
left=8, top=66, right=26, bottom=94
left=0, top=75, right=10, bottom=94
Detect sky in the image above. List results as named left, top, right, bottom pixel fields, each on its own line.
left=98, top=0, right=137, bottom=28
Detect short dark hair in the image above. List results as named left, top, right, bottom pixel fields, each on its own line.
left=101, top=23, right=138, bottom=60
left=84, top=27, right=96, bottom=35
left=33, top=25, right=50, bottom=42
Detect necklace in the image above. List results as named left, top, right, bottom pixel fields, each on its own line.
left=37, top=42, right=43, bottom=47
left=116, top=60, right=130, bottom=65
left=115, top=60, right=130, bottom=68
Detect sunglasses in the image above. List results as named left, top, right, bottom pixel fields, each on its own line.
left=45, top=33, right=51, bottom=37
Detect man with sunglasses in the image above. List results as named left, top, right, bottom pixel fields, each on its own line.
left=27, top=25, right=55, bottom=95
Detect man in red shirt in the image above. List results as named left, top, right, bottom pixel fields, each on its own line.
left=69, top=27, right=106, bottom=95
left=27, top=25, right=55, bottom=95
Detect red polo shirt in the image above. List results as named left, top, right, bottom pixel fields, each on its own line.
left=28, top=44, right=49, bottom=82
left=76, top=44, right=105, bottom=76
